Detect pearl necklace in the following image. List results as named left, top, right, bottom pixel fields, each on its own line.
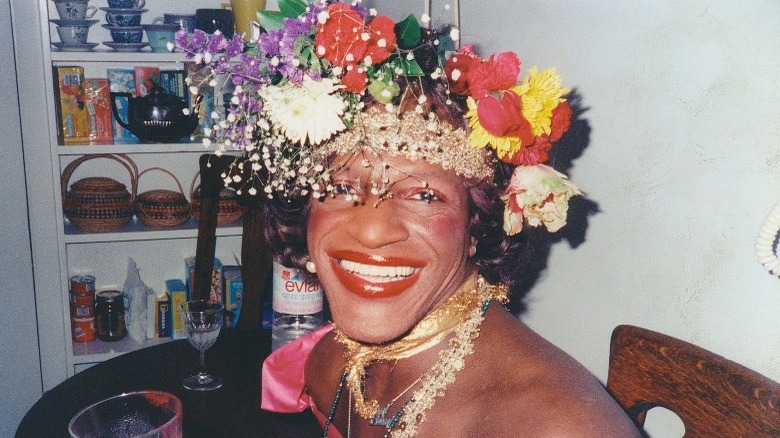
left=756, top=199, right=780, bottom=275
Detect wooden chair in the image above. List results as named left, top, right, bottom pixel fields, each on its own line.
left=606, top=324, right=780, bottom=437
left=192, top=154, right=272, bottom=330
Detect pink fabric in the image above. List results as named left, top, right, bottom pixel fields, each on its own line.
left=261, top=323, right=334, bottom=413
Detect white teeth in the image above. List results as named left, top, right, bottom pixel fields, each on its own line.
left=339, top=259, right=415, bottom=282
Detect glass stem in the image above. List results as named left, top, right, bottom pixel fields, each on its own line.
left=199, top=350, right=206, bottom=375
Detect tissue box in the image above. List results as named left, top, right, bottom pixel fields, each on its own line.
left=106, top=68, right=137, bottom=143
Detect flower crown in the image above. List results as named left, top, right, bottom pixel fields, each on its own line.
left=176, top=0, right=580, bottom=235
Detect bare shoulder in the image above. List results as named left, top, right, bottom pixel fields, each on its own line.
left=449, top=307, right=641, bottom=437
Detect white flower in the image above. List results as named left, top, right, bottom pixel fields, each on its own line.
left=450, top=27, right=460, bottom=41
left=259, top=76, right=347, bottom=145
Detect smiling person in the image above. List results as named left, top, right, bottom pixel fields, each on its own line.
left=178, top=1, right=640, bottom=436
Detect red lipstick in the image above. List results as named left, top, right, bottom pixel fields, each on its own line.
left=329, top=250, right=424, bottom=299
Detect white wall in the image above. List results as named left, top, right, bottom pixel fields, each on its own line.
left=372, top=0, right=780, bottom=434
left=0, top=0, right=43, bottom=434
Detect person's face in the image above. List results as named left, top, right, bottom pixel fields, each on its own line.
left=307, top=153, right=476, bottom=344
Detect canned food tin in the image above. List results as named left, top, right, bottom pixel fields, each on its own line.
left=70, top=290, right=95, bottom=318
left=70, top=275, right=95, bottom=293
left=72, top=317, right=96, bottom=342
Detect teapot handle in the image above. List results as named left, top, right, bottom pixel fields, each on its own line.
left=110, top=92, right=133, bottom=131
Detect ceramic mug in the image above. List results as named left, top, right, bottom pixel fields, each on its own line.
left=195, top=8, right=234, bottom=38
left=152, top=14, right=196, bottom=33
left=221, top=0, right=266, bottom=41
left=56, top=24, right=90, bottom=44
left=105, top=10, right=144, bottom=26
left=107, top=0, right=145, bottom=9
left=143, top=24, right=178, bottom=52
left=54, top=0, right=97, bottom=20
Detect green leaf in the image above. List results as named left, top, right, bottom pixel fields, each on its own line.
left=395, top=14, right=421, bottom=50
left=278, top=0, right=309, bottom=18
left=436, top=26, right=457, bottom=62
left=400, top=58, right=424, bottom=76
left=256, top=10, right=285, bottom=31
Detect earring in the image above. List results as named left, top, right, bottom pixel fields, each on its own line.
left=305, top=260, right=317, bottom=273
left=469, top=244, right=477, bottom=257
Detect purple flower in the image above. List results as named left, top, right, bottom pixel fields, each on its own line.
left=257, top=29, right=283, bottom=57
left=225, top=34, right=245, bottom=57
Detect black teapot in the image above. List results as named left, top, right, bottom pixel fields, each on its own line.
left=111, top=86, right=199, bottom=143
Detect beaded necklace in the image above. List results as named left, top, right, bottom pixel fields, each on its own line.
left=322, top=276, right=507, bottom=438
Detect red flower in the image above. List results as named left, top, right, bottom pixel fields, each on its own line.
left=315, top=3, right=369, bottom=68
left=549, top=101, right=572, bottom=142
left=315, top=3, right=396, bottom=69
left=364, top=16, right=396, bottom=65
left=502, top=136, right=552, bottom=166
left=476, top=90, right=533, bottom=144
left=342, top=67, right=368, bottom=93
left=444, top=45, right=480, bottom=96
left=468, top=51, right=520, bottom=99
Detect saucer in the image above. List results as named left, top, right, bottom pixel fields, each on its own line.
left=52, top=42, right=98, bottom=52
left=101, top=24, right=144, bottom=31
left=98, top=7, right=149, bottom=14
left=103, top=41, right=149, bottom=52
left=49, top=19, right=99, bottom=27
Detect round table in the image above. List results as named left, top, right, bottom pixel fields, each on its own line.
left=16, top=329, right=321, bottom=437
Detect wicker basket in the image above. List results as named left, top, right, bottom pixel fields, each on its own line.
left=61, top=154, right=138, bottom=233
left=189, top=171, right=244, bottom=226
left=135, top=167, right=192, bottom=228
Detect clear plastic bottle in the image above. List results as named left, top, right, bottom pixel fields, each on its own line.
left=271, top=260, right=323, bottom=351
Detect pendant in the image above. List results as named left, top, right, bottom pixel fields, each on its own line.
left=368, top=403, right=393, bottom=427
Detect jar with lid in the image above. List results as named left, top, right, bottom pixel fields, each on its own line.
left=95, top=290, right=127, bottom=341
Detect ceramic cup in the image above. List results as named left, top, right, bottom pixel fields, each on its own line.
left=106, top=25, right=143, bottom=43
left=107, top=0, right=145, bottom=9
left=195, top=8, right=234, bottom=38
left=220, top=0, right=266, bottom=41
left=143, top=24, right=178, bottom=52
left=152, top=14, right=196, bottom=33
left=56, top=24, right=91, bottom=44
left=55, top=0, right=97, bottom=20
left=105, top=9, right=144, bottom=27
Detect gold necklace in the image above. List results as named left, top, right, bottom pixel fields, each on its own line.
left=367, top=374, right=424, bottom=427
left=335, top=274, right=509, bottom=436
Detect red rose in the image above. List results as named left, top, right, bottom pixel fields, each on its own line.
left=469, top=51, right=520, bottom=99
left=444, top=45, right=479, bottom=96
left=549, top=101, right=572, bottom=142
left=315, top=3, right=368, bottom=67
left=342, top=67, right=368, bottom=93
left=364, top=15, right=397, bottom=65
left=502, top=136, right=552, bottom=166
left=476, top=90, right=533, bottom=144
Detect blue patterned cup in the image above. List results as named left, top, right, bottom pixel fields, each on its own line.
left=106, top=25, right=143, bottom=43
left=107, top=0, right=145, bottom=8
left=56, top=23, right=91, bottom=44
left=105, top=9, right=145, bottom=26
left=55, top=0, right=97, bottom=20
left=143, top=24, right=177, bottom=52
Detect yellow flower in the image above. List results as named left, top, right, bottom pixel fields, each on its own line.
left=465, top=96, right=523, bottom=159
left=511, top=67, right=570, bottom=137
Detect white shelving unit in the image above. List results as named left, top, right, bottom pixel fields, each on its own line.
left=22, top=0, right=240, bottom=389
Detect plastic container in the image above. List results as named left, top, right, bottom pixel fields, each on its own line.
left=270, top=260, right=323, bottom=351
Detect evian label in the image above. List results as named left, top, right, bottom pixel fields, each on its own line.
left=272, top=261, right=324, bottom=315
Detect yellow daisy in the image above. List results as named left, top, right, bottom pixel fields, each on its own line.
left=512, top=67, right=570, bottom=137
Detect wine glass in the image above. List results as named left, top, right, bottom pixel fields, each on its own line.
left=180, top=300, right=224, bottom=391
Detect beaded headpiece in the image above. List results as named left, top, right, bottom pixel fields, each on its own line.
left=177, top=0, right=581, bottom=235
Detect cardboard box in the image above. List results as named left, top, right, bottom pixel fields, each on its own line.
left=166, top=279, right=188, bottom=339
left=106, top=68, right=137, bottom=143
left=54, top=66, right=90, bottom=144
left=185, top=256, right=223, bottom=303
left=223, top=265, right=243, bottom=329
left=84, top=79, right=114, bottom=143
left=134, top=66, right=161, bottom=97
